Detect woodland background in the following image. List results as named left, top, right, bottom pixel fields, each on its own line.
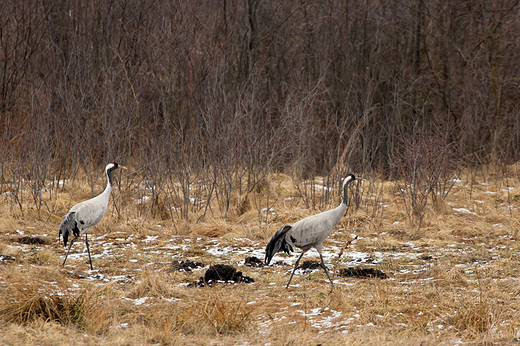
left=1, top=0, right=520, bottom=220
left=2, top=2, right=520, bottom=344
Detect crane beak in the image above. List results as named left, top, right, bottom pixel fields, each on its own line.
left=119, top=165, right=128, bottom=170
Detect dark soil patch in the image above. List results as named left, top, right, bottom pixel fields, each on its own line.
left=0, top=255, right=15, bottom=264
left=420, top=255, right=434, bottom=261
left=17, top=236, right=48, bottom=245
left=170, top=260, right=204, bottom=272
left=338, top=267, right=388, bottom=279
left=189, top=264, right=254, bottom=287
left=298, top=260, right=322, bottom=270
left=244, top=256, right=264, bottom=267
left=271, top=260, right=288, bottom=266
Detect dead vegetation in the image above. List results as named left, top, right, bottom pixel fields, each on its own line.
left=1, top=1, right=520, bottom=344
left=0, top=167, right=520, bottom=345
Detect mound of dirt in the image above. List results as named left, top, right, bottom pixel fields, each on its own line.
left=190, top=264, right=254, bottom=287
left=244, top=256, right=264, bottom=267
left=337, top=267, right=388, bottom=279
left=298, top=260, right=322, bottom=270
left=17, top=236, right=47, bottom=245
left=277, top=260, right=388, bottom=279
left=170, top=260, right=204, bottom=272
left=273, top=260, right=288, bottom=266
left=420, top=255, right=434, bottom=261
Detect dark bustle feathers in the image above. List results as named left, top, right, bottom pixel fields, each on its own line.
left=264, top=224, right=294, bottom=265
left=59, top=212, right=80, bottom=247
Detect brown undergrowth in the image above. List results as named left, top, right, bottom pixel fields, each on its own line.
left=1, top=166, right=520, bottom=345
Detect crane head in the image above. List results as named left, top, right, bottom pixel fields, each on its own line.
left=342, top=174, right=356, bottom=186
left=106, top=162, right=128, bottom=171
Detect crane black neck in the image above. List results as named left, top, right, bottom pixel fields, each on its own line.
left=106, top=166, right=117, bottom=186
left=342, top=179, right=351, bottom=205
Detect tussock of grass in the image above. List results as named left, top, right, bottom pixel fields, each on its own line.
left=127, top=269, right=176, bottom=299
left=447, top=301, right=493, bottom=335
left=192, top=292, right=254, bottom=335
left=1, top=167, right=520, bottom=344
left=30, top=248, right=55, bottom=265
left=121, top=291, right=255, bottom=339
left=0, top=283, right=114, bottom=332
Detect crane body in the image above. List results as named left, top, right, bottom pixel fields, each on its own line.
left=265, top=174, right=356, bottom=288
left=59, top=162, right=125, bottom=270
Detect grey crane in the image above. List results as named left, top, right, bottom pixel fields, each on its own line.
left=59, top=162, right=126, bottom=270
left=265, top=174, right=356, bottom=288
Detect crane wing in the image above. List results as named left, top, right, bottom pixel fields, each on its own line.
left=59, top=212, right=81, bottom=247
left=59, top=194, right=109, bottom=247
left=265, top=224, right=295, bottom=265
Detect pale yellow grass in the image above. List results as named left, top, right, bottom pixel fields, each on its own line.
left=1, top=166, right=520, bottom=345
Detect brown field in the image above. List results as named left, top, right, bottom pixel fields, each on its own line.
left=1, top=166, right=520, bottom=346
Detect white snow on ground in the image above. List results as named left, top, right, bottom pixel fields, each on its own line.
left=0, top=230, right=514, bottom=335
left=47, top=179, right=69, bottom=187
left=124, top=297, right=151, bottom=305
left=136, top=196, right=151, bottom=204
left=3, top=184, right=518, bottom=337
left=312, top=184, right=333, bottom=191
left=452, top=208, right=476, bottom=215
left=143, top=235, right=159, bottom=243
left=295, top=307, right=344, bottom=332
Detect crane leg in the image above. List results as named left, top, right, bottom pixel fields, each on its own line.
left=319, top=253, right=333, bottom=285
left=286, top=252, right=305, bottom=289
left=62, top=236, right=78, bottom=267
left=85, top=232, right=93, bottom=270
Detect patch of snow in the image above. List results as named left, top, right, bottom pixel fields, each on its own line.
left=136, top=196, right=151, bottom=204
left=261, top=207, right=275, bottom=214
left=126, top=297, right=151, bottom=306
left=453, top=208, right=476, bottom=215
left=144, top=235, right=159, bottom=242
left=313, top=184, right=333, bottom=191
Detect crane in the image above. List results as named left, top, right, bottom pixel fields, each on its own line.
left=59, top=162, right=126, bottom=270
left=265, top=174, right=356, bottom=288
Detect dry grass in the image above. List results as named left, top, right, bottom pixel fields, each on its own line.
left=1, top=166, right=520, bottom=345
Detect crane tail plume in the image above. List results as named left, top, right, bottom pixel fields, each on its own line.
left=59, top=212, right=80, bottom=247
left=265, top=224, right=294, bottom=265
